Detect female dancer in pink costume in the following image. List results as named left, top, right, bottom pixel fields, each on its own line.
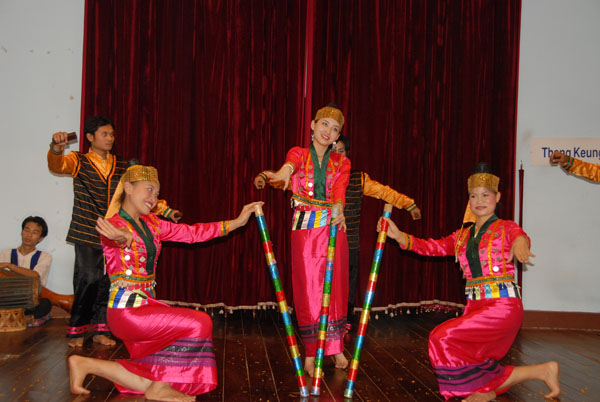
left=257, top=104, right=350, bottom=377
left=380, top=163, right=560, bottom=402
left=68, top=164, right=262, bottom=401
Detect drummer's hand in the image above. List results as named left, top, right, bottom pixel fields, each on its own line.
left=0, top=262, right=14, bottom=271
left=96, top=217, right=133, bottom=247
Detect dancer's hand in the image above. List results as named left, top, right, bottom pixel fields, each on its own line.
left=229, top=201, right=265, bottom=231
left=410, top=207, right=422, bottom=220
left=509, top=235, right=535, bottom=263
left=378, top=217, right=406, bottom=246
left=331, top=213, right=346, bottom=232
left=549, top=151, right=568, bottom=165
left=96, top=217, right=133, bottom=248
left=331, top=202, right=346, bottom=231
left=265, top=164, right=293, bottom=191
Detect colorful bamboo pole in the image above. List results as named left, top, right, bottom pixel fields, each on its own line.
left=311, top=207, right=339, bottom=396
left=344, top=203, right=393, bottom=399
left=254, top=205, right=309, bottom=398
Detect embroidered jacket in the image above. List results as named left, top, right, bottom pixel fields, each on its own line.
left=285, top=146, right=350, bottom=208
left=562, top=156, right=600, bottom=182
left=48, top=150, right=174, bottom=248
left=101, top=211, right=229, bottom=307
left=404, top=217, right=529, bottom=300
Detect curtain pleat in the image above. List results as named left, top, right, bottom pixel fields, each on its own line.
left=81, top=0, right=521, bottom=310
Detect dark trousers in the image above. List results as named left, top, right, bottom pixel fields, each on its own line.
left=25, top=298, right=51, bottom=318
left=67, top=244, right=111, bottom=338
left=347, top=248, right=360, bottom=317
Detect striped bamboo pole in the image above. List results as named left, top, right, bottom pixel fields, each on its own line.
left=254, top=205, right=309, bottom=398
left=311, top=208, right=339, bottom=396
left=344, top=203, right=393, bottom=398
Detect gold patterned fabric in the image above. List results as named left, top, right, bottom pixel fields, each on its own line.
left=467, top=173, right=499, bottom=193
left=314, top=106, right=344, bottom=129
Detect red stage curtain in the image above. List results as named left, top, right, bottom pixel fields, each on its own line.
left=309, top=0, right=521, bottom=310
left=81, top=0, right=521, bottom=310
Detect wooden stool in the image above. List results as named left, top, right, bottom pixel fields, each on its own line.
left=0, top=308, right=26, bottom=332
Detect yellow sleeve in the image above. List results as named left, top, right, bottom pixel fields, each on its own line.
left=564, top=156, right=600, bottom=182
left=153, top=200, right=174, bottom=218
left=362, top=173, right=417, bottom=211
left=47, top=149, right=79, bottom=176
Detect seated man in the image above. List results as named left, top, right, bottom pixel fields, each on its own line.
left=0, top=216, right=53, bottom=327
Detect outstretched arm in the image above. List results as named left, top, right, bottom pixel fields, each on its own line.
left=254, top=170, right=288, bottom=190
left=551, top=151, right=600, bottom=182
left=363, top=173, right=422, bottom=220
left=509, top=235, right=535, bottom=264
left=229, top=201, right=265, bottom=231
left=96, top=217, right=133, bottom=248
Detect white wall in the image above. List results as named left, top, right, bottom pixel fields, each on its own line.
left=516, top=0, right=600, bottom=312
left=1, top=1, right=598, bottom=311
left=0, top=0, right=85, bottom=293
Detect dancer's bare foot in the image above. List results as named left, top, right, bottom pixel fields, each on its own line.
left=93, top=334, right=116, bottom=346
left=541, top=361, right=561, bottom=399
left=462, top=391, right=496, bottom=402
left=68, top=355, right=91, bottom=394
left=304, top=356, right=315, bottom=378
left=68, top=337, right=84, bottom=348
left=334, top=352, right=348, bottom=369
left=145, top=381, right=195, bottom=402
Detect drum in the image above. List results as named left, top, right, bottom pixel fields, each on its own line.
left=0, top=268, right=39, bottom=309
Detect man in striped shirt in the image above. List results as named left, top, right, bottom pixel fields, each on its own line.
left=333, top=136, right=421, bottom=330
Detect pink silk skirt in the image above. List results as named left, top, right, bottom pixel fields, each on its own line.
left=428, top=297, right=523, bottom=399
left=291, top=223, right=348, bottom=357
left=107, top=298, right=217, bottom=395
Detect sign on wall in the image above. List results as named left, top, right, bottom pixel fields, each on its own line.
left=530, top=138, right=600, bottom=166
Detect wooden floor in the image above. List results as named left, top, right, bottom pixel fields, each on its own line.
left=0, top=309, right=598, bottom=401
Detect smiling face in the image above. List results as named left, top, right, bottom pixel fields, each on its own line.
left=310, top=117, right=341, bottom=148
left=124, top=180, right=160, bottom=217
left=469, top=186, right=501, bottom=220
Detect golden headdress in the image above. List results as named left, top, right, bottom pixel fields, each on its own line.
left=314, top=105, right=344, bottom=129
left=105, top=165, right=160, bottom=218
left=467, top=172, right=500, bottom=193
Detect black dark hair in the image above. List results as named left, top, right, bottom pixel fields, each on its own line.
left=84, top=116, right=113, bottom=144
left=472, top=162, right=493, bottom=174
left=127, top=158, right=141, bottom=167
left=337, top=135, right=351, bottom=156
left=21, top=216, right=48, bottom=238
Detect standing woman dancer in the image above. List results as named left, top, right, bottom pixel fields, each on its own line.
left=380, top=163, right=560, bottom=401
left=68, top=164, right=262, bottom=401
left=256, top=104, right=351, bottom=377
